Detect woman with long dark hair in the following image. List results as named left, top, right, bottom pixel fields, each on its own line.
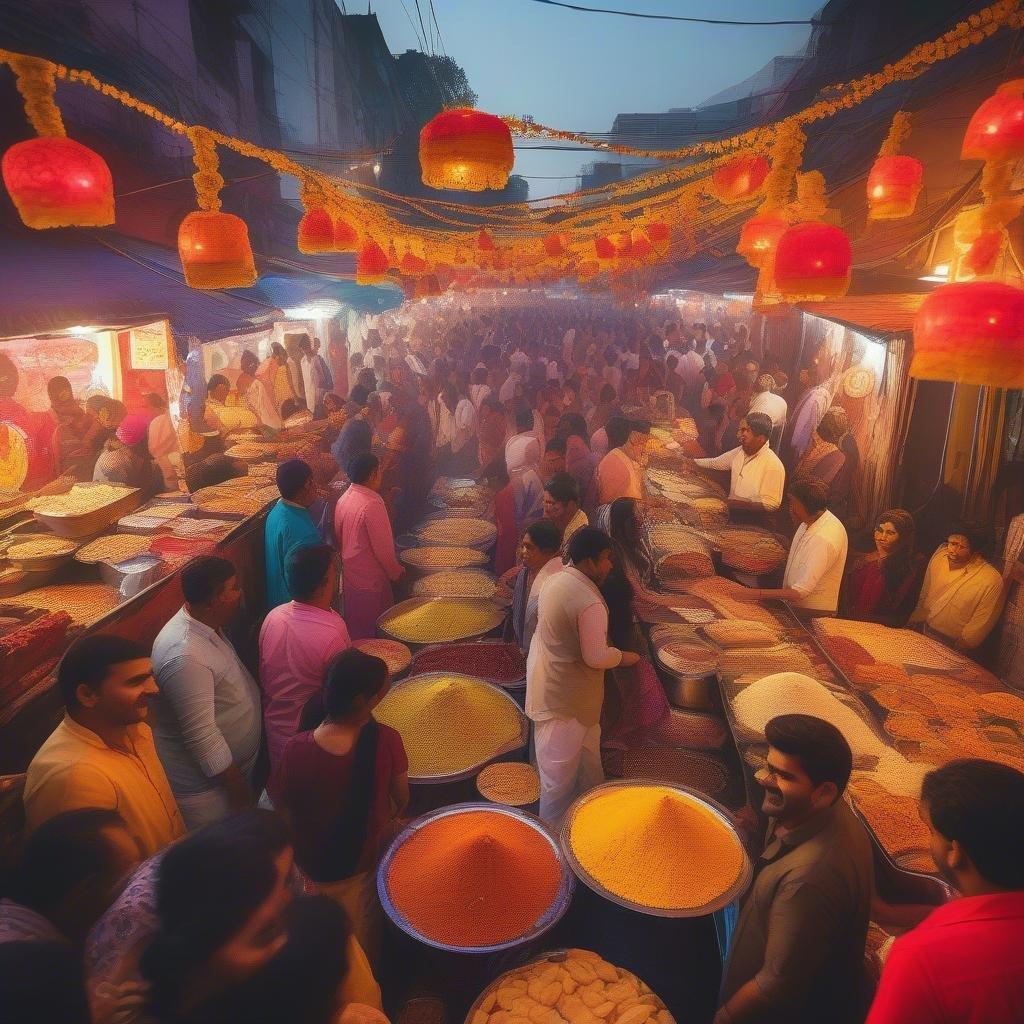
left=842, top=508, right=926, bottom=626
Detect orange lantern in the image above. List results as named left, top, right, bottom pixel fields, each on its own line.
left=866, top=155, right=924, bottom=220
left=962, top=80, right=1024, bottom=162
left=356, top=238, right=389, bottom=284
left=2, top=136, right=114, bottom=229
left=961, top=230, right=1005, bottom=278
left=178, top=211, right=256, bottom=289
left=333, top=217, right=359, bottom=252
left=773, top=222, right=852, bottom=301
left=737, top=212, right=788, bottom=268
left=297, top=207, right=334, bottom=254
left=710, top=153, right=770, bottom=204
left=477, top=229, right=495, bottom=252
left=419, top=108, right=514, bottom=191
left=911, top=281, right=1024, bottom=387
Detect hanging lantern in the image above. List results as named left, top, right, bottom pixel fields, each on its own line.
left=773, top=221, right=852, bottom=301
left=629, top=229, right=653, bottom=261
left=400, top=251, right=427, bottom=274
left=297, top=207, right=334, bottom=254
left=333, top=216, right=359, bottom=252
left=543, top=232, right=568, bottom=258
left=356, top=238, right=389, bottom=284
left=866, top=155, right=924, bottom=220
left=962, top=80, right=1024, bottom=162
left=710, top=153, right=770, bottom=204
left=594, top=236, right=616, bottom=261
left=912, top=281, right=1024, bottom=387
left=961, top=230, right=1005, bottom=278
left=737, top=212, right=789, bottom=268
left=178, top=211, right=256, bottom=289
left=419, top=108, right=514, bottom=191
left=2, top=136, right=115, bottom=229
left=477, top=229, right=495, bottom=251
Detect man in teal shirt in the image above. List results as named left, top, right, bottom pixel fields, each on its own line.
left=264, top=459, right=321, bottom=609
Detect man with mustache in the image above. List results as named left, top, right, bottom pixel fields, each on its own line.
left=716, top=714, right=873, bottom=1024
left=23, top=635, right=185, bottom=858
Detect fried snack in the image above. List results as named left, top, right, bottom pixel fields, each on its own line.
left=27, top=484, right=135, bottom=516
left=476, top=762, right=541, bottom=806
left=6, top=536, right=77, bottom=559
left=882, top=713, right=942, bottom=744
left=373, top=673, right=523, bottom=777
left=19, top=583, right=122, bottom=624
left=75, top=534, right=152, bottom=564
left=385, top=809, right=561, bottom=946
left=850, top=662, right=912, bottom=687
left=870, top=686, right=939, bottom=718
left=568, top=785, right=744, bottom=911
left=974, top=690, right=1024, bottom=723
left=701, top=619, right=781, bottom=649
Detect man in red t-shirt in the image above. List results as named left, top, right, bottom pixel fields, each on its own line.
left=867, top=758, right=1024, bottom=1024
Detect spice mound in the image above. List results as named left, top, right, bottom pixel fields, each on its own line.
left=6, top=536, right=78, bottom=560
left=412, top=570, right=497, bottom=600
left=373, top=673, right=524, bottom=777
left=400, top=545, right=489, bottom=571
left=28, top=484, right=135, bottom=517
left=379, top=598, right=504, bottom=644
left=568, top=784, right=744, bottom=911
left=415, top=517, right=496, bottom=548
left=385, top=809, right=562, bottom=947
left=469, top=950, right=675, bottom=1024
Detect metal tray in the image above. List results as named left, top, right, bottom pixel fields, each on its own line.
left=559, top=780, right=752, bottom=918
left=375, top=671, right=528, bottom=784
left=377, top=801, right=574, bottom=953
left=376, top=596, right=505, bottom=647
left=31, top=485, right=141, bottom=538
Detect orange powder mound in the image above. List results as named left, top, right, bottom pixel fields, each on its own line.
left=386, top=810, right=562, bottom=946
left=569, top=785, right=744, bottom=911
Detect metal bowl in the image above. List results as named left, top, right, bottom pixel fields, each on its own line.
left=559, top=780, right=752, bottom=918
left=377, top=596, right=504, bottom=647
left=373, top=671, right=528, bottom=784
left=377, top=801, right=574, bottom=953
left=3, top=535, right=79, bottom=572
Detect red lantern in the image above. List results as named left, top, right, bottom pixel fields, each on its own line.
left=866, top=155, right=924, bottom=220
left=645, top=222, right=670, bottom=244
left=912, top=281, right=1024, bottom=387
left=297, top=207, right=334, bottom=254
left=594, top=236, right=616, bottom=260
left=178, top=211, right=256, bottom=290
left=543, top=232, right=568, bottom=258
left=415, top=274, right=442, bottom=298
left=333, top=217, right=359, bottom=252
left=2, top=136, right=114, bottom=229
left=419, top=108, right=514, bottom=191
left=356, top=238, right=389, bottom=284
left=962, top=80, right=1024, bottom=162
left=961, top=230, right=1004, bottom=278
left=737, top=213, right=788, bottom=268
left=629, top=232, right=653, bottom=261
left=710, top=154, right=770, bottom=204
left=773, top=222, right=852, bottom=301
left=477, top=229, right=495, bottom=251
left=400, top=251, right=427, bottom=274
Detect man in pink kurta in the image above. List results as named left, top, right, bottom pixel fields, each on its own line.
left=333, top=451, right=404, bottom=640
left=258, top=544, right=350, bottom=784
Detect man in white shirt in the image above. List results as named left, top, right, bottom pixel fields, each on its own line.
left=677, top=339, right=707, bottom=404
left=728, top=477, right=849, bottom=615
left=748, top=374, right=788, bottom=439
left=693, top=412, right=785, bottom=514
left=693, top=322, right=717, bottom=369
left=237, top=352, right=283, bottom=432
left=527, top=527, right=640, bottom=824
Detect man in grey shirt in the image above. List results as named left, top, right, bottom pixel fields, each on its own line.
left=716, top=714, right=873, bottom=1024
left=150, top=556, right=261, bottom=829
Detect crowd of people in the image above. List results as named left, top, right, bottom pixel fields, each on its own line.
left=2, top=301, right=1022, bottom=1024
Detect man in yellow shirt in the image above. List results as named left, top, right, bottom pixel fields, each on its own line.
left=910, top=524, right=1005, bottom=651
left=23, top=635, right=185, bottom=858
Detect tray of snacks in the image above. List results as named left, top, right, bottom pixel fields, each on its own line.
left=414, top=516, right=496, bottom=550
left=75, top=534, right=153, bottom=565
left=372, top=672, right=528, bottom=782
left=465, top=949, right=676, bottom=1024
left=561, top=781, right=751, bottom=917
left=378, top=803, right=573, bottom=953
left=27, top=484, right=141, bottom=538
left=18, top=582, right=122, bottom=626
left=2, top=534, right=79, bottom=571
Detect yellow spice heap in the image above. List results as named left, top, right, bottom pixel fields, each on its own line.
left=569, top=785, right=744, bottom=911
left=402, top=545, right=488, bottom=570
left=380, top=598, right=503, bottom=644
left=28, top=484, right=134, bottom=516
left=417, top=517, right=494, bottom=547
left=374, top=673, right=523, bottom=777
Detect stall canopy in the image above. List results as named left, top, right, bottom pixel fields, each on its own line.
left=0, top=226, right=281, bottom=342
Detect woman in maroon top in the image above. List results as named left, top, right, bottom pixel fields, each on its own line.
left=842, top=508, right=926, bottom=627
left=277, top=649, right=409, bottom=964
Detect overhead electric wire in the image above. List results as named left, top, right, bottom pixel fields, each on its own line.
left=517, top=0, right=817, bottom=26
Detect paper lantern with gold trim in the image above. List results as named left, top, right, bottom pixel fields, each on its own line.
left=962, top=80, right=1024, bottom=162
left=710, top=153, right=770, bottom=204
left=297, top=207, right=334, bottom=254
left=419, top=108, right=514, bottom=191
left=911, top=281, right=1024, bottom=388
left=866, top=155, right=924, bottom=220
left=333, top=217, right=359, bottom=252
left=773, top=222, right=852, bottom=301
left=2, top=136, right=114, bottom=228
left=178, top=211, right=256, bottom=289
left=356, top=238, right=389, bottom=284
left=737, top=212, right=788, bottom=268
